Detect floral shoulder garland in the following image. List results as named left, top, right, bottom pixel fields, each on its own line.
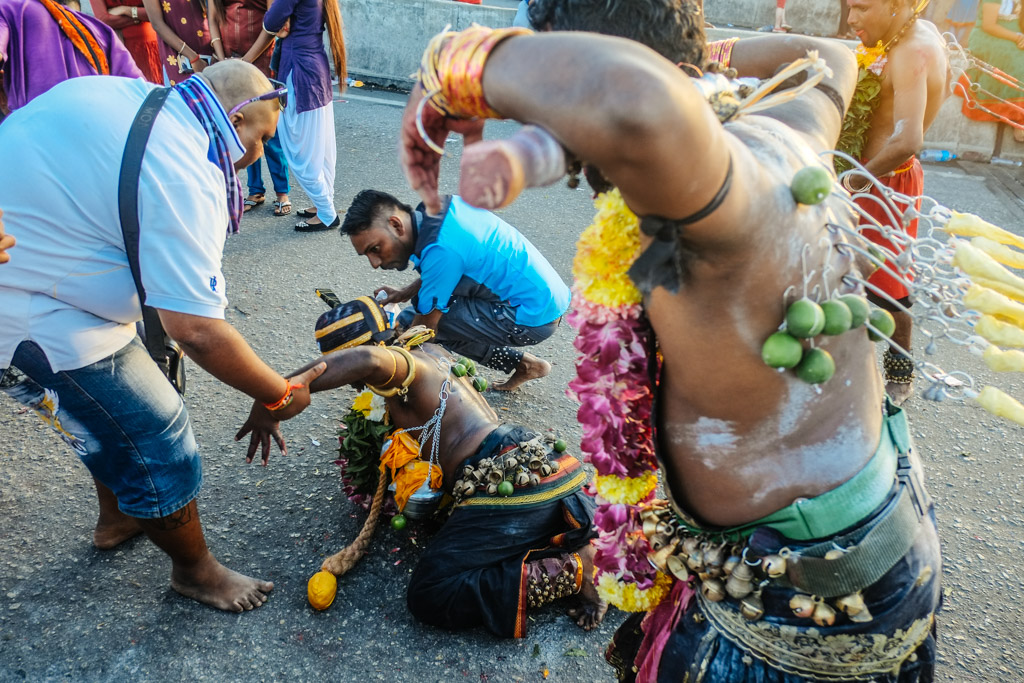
left=335, top=390, right=394, bottom=510
left=835, top=43, right=886, bottom=175
left=567, top=189, right=670, bottom=611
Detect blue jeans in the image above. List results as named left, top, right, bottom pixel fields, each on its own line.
left=398, top=278, right=561, bottom=373
left=1, top=339, right=202, bottom=518
left=246, top=130, right=289, bottom=196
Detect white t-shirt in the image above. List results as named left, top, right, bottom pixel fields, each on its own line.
left=0, top=76, right=245, bottom=371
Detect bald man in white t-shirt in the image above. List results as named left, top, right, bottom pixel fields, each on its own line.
left=0, top=60, right=324, bottom=613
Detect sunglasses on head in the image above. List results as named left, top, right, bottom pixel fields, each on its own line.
left=227, top=78, right=288, bottom=117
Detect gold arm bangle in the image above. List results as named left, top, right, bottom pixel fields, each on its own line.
left=368, top=347, right=417, bottom=398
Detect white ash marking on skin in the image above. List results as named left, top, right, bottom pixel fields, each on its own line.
left=664, top=417, right=740, bottom=464
left=737, top=419, right=866, bottom=507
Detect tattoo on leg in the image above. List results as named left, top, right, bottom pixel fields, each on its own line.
left=148, top=504, right=194, bottom=530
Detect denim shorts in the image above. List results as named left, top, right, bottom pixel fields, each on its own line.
left=2, top=338, right=202, bottom=518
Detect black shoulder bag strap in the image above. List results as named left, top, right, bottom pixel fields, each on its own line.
left=117, top=88, right=180, bottom=384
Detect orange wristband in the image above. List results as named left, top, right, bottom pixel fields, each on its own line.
left=264, top=380, right=294, bottom=411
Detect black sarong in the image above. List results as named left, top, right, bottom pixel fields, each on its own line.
left=407, top=424, right=595, bottom=638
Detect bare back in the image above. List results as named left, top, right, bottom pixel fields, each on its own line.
left=863, top=20, right=950, bottom=161
left=644, top=116, right=884, bottom=528
left=383, top=344, right=501, bottom=487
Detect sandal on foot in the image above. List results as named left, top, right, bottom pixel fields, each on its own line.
left=273, top=200, right=292, bottom=216
left=243, top=194, right=266, bottom=212
left=294, top=215, right=341, bottom=232
left=296, top=207, right=318, bottom=218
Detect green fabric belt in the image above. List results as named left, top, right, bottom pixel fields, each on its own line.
left=672, top=406, right=908, bottom=542
left=750, top=412, right=900, bottom=541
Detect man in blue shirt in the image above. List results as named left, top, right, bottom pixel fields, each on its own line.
left=341, top=189, right=570, bottom=391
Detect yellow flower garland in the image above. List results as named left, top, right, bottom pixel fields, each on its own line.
left=594, top=472, right=658, bottom=506
left=572, top=189, right=644, bottom=308
left=596, top=571, right=674, bottom=613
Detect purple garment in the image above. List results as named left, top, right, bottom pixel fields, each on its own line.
left=155, top=0, right=212, bottom=85
left=0, top=0, right=142, bottom=111
left=263, top=0, right=330, bottom=113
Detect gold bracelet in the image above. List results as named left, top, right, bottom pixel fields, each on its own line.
left=418, top=25, right=532, bottom=121
left=210, top=37, right=221, bottom=44
left=367, top=347, right=417, bottom=398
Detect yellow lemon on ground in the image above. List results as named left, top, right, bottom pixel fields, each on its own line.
left=308, top=570, right=337, bottom=611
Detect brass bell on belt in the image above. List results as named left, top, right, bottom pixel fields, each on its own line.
left=703, top=545, right=726, bottom=577
left=761, top=553, right=787, bottom=579
left=848, top=604, right=874, bottom=623
left=681, top=537, right=701, bottom=558
left=835, top=591, right=867, bottom=617
left=701, top=578, right=726, bottom=602
left=789, top=593, right=816, bottom=619
left=648, top=539, right=679, bottom=573
left=642, top=518, right=660, bottom=539
left=722, top=554, right=741, bottom=577
left=739, top=592, right=764, bottom=621
left=812, top=601, right=837, bottom=627
left=725, top=571, right=753, bottom=600
left=666, top=555, right=690, bottom=581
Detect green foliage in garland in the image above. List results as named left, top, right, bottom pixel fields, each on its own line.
left=337, top=408, right=392, bottom=497
left=835, top=67, right=883, bottom=175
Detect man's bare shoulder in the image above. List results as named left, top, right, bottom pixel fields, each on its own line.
left=888, top=20, right=949, bottom=72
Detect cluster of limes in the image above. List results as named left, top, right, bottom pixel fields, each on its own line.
left=762, top=294, right=896, bottom=384
left=452, top=357, right=488, bottom=392
left=761, top=167, right=898, bottom=384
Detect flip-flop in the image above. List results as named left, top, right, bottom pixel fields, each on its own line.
left=295, top=215, right=341, bottom=232
left=273, top=200, right=292, bottom=216
left=296, top=207, right=318, bottom=218
left=243, top=194, right=266, bottom=212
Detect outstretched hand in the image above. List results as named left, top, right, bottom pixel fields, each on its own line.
left=399, top=84, right=485, bottom=215
left=235, top=402, right=284, bottom=466
left=234, top=362, right=327, bottom=465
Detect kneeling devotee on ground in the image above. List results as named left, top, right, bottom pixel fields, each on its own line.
left=0, top=60, right=325, bottom=612
left=236, top=298, right=605, bottom=636
left=340, top=189, right=570, bottom=391
left=398, top=14, right=941, bottom=683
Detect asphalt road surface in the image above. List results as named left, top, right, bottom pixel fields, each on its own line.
left=1, top=86, right=1023, bottom=682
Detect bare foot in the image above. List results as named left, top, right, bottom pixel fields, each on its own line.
left=492, top=353, right=551, bottom=391
left=171, top=552, right=274, bottom=612
left=567, top=544, right=607, bottom=630
left=1014, top=127, right=1024, bottom=144
left=93, top=515, right=144, bottom=550
left=885, top=381, right=913, bottom=407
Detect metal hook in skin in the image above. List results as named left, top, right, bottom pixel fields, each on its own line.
left=416, top=88, right=447, bottom=156
left=800, top=243, right=817, bottom=298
